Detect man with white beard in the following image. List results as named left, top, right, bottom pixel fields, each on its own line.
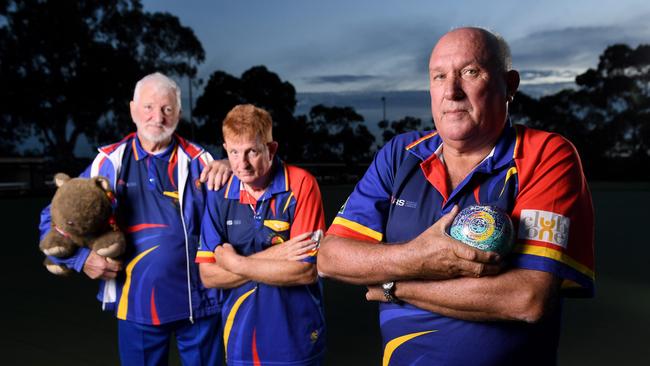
left=39, top=72, right=231, bottom=365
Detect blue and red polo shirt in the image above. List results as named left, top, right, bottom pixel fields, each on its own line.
left=40, top=133, right=220, bottom=326
left=197, top=159, right=326, bottom=365
left=114, top=137, right=181, bottom=323
left=328, top=123, right=594, bottom=365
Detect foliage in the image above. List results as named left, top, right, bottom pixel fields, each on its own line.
left=304, top=104, right=375, bottom=164
left=2, top=2, right=648, bottom=181
left=0, top=0, right=204, bottom=161
left=193, top=66, right=303, bottom=160
left=510, top=43, right=650, bottom=179
left=378, top=116, right=429, bottom=143
left=194, top=67, right=376, bottom=163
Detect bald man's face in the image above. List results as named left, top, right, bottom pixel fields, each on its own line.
left=428, top=29, right=514, bottom=150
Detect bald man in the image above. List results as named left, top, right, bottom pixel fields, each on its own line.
left=318, top=27, right=594, bottom=366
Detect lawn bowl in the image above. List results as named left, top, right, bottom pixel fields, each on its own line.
left=449, top=205, right=514, bottom=256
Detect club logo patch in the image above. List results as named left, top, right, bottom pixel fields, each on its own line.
left=518, top=209, right=570, bottom=248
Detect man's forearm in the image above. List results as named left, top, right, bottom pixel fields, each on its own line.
left=201, top=244, right=319, bottom=288
left=229, top=256, right=317, bottom=286
left=50, top=247, right=92, bottom=272
left=394, top=269, right=560, bottom=323
left=199, top=263, right=249, bottom=289
left=319, top=220, right=501, bottom=285
left=317, top=235, right=413, bottom=284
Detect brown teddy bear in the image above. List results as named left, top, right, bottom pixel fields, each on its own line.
left=40, top=173, right=126, bottom=275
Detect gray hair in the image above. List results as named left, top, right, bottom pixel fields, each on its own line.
left=133, top=72, right=182, bottom=110
left=491, top=30, right=512, bottom=72
left=448, top=26, right=512, bottom=72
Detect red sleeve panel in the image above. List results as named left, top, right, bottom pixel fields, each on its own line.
left=511, top=126, right=595, bottom=297
left=287, top=165, right=326, bottom=238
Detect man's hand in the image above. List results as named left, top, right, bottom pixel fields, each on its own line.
left=213, top=243, right=243, bottom=272
left=83, top=251, right=122, bottom=280
left=199, top=159, right=232, bottom=191
left=407, top=205, right=501, bottom=279
left=258, top=232, right=318, bottom=261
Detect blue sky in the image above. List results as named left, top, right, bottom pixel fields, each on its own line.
left=142, top=0, right=650, bottom=93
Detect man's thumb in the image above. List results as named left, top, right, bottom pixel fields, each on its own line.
left=438, top=205, right=460, bottom=232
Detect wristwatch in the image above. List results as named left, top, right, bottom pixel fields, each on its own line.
left=382, top=281, right=400, bottom=303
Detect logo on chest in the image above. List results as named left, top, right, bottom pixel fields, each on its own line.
left=226, top=219, right=242, bottom=226
left=391, top=196, right=418, bottom=209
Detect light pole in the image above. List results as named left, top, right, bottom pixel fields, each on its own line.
left=188, top=74, right=195, bottom=140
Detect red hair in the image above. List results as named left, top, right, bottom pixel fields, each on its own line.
left=222, top=104, right=273, bottom=143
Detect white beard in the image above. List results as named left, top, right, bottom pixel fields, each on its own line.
left=137, top=122, right=178, bottom=144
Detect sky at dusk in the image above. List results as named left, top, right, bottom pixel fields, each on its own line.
left=142, top=0, right=650, bottom=94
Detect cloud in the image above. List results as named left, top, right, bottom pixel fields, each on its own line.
left=276, top=19, right=446, bottom=92
left=519, top=70, right=555, bottom=79
left=293, top=18, right=650, bottom=92
left=305, top=74, right=380, bottom=85
left=511, top=23, right=650, bottom=70
left=519, top=69, right=580, bottom=84
left=519, top=82, right=578, bottom=99
left=179, top=2, right=650, bottom=94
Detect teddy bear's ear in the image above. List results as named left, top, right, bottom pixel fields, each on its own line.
left=54, top=173, right=71, bottom=187
left=94, top=176, right=111, bottom=192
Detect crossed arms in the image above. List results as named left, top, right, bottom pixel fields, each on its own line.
left=199, top=232, right=319, bottom=288
left=317, top=206, right=561, bottom=323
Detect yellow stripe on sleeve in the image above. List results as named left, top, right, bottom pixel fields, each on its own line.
left=195, top=251, right=215, bottom=262
left=332, top=217, right=383, bottom=241
left=513, top=244, right=595, bottom=280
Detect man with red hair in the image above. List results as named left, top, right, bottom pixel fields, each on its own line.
left=197, top=104, right=327, bottom=365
